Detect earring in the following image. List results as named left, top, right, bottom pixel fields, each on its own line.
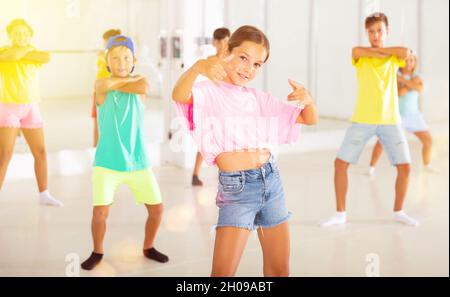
left=106, top=66, right=111, bottom=73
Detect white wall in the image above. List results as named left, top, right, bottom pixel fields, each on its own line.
left=266, top=0, right=310, bottom=101
left=314, top=0, right=360, bottom=119
left=129, top=0, right=162, bottom=97
left=204, top=0, right=226, bottom=38
left=224, top=0, right=449, bottom=122
left=225, top=0, right=266, bottom=90
left=419, top=0, right=449, bottom=122
left=0, top=0, right=162, bottom=99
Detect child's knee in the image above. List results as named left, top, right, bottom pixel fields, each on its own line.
left=32, top=147, right=47, bottom=160
left=335, top=158, right=349, bottom=171
left=396, top=164, right=411, bottom=175
left=211, top=266, right=236, bottom=277
left=148, top=203, right=164, bottom=218
left=265, top=265, right=290, bottom=277
left=93, top=206, right=109, bottom=221
left=0, top=149, right=13, bottom=166
left=424, top=135, right=433, bottom=148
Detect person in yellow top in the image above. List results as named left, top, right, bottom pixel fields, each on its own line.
left=91, top=29, right=121, bottom=147
left=0, top=19, right=63, bottom=206
left=320, top=12, right=419, bottom=227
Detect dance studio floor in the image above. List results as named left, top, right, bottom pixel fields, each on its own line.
left=0, top=136, right=448, bottom=277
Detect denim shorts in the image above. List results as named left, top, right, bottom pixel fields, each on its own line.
left=215, top=156, right=291, bottom=231
left=337, top=123, right=411, bottom=165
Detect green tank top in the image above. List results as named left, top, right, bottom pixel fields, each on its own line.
left=94, top=90, right=149, bottom=171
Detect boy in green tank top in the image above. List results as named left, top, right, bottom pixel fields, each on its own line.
left=81, top=35, right=168, bottom=270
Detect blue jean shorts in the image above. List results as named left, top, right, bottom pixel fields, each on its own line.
left=215, top=156, right=291, bottom=231
left=337, top=123, right=411, bottom=165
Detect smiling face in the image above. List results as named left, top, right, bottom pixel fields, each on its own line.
left=106, top=46, right=135, bottom=78
left=367, top=21, right=388, bottom=48
left=9, top=24, right=32, bottom=48
left=224, top=41, right=267, bottom=86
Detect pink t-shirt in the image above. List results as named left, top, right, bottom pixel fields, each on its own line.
left=175, top=80, right=303, bottom=165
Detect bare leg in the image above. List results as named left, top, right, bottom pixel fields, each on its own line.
left=211, top=227, right=251, bottom=276
left=193, top=152, right=203, bottom=176
left=393, top=163, right=419, bottom=226
left=142, top=203, right=168, bottom=262
left=81, top=205, right=110, bottom=270
left=21, top=128, right=48, bottom=192
left=143, top=203, right=164, bottom=249
left=334, top=158, right=350, bottom=212
left=394, top=163, right=410, bottom=211
left=93, top=118, right=99, bottom=147
left=0, top=127, right=19, bottom=190
left=414, top=131, right=433, bottom=166
left=91, top=205, right=110, bottom=254
left=320, top=158, right=350, bottom=226
left=257, top=222, right=290, bottom=277
left=192, top=152, right=204, bottom=186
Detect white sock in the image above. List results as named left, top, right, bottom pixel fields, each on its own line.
left=394, top=210, right=419, bottom=227
left=319, top=211, right=346, bottom=227
left=423, top=164, right=439, bottom=173
left=39, top=190, right=64, bottom=207
left=368, top=166, right=375, bottom=176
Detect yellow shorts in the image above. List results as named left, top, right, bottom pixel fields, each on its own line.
left=92, top=166, right=162, bottom=206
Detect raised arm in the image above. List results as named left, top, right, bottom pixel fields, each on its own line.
left=298, top=102, right=318, bottom=125
left=22, top=50, right=50, bottom=64
left=352, top=47, right=390, bottom=61
left=172, top=54, right=234, bottom=104
left=0, top=46, right=33, bottom=62
left=171, top=64, right=201, bottom=104
left=115, top=78, right=149, bottom=95
left=398, top=74, right=423, bottom=92
left=398, top=86, right=409, bottom=97
left=95, top=75, right=145, bottom=105
left=376, top=47, right=411, bottom=60
left=287, top=79, right=318, bottom=125
left=96, top=75, right=143, bottom=93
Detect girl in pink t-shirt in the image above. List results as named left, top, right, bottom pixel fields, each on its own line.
left=172, top=25, right=318, bottom=276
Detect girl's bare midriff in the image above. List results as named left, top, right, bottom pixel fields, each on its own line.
left=215, top=149, right=271, bottom=172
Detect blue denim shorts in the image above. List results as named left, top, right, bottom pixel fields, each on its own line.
left=215, top=156, right=291, bottom=231
left=337, top=123, right=411, bottom=165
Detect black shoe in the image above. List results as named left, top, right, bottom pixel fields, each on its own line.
left=192, top=175, right=203, bottom=186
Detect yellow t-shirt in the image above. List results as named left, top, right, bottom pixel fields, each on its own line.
left=0, top=46, right=42, bottom=104
left=96, top=54, right=110, bottom=79
left=351, top=56, right=406, bottom=125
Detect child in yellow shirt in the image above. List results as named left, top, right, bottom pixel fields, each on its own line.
left=0, top=19, right=63, bottom=206
left=321, top=13, right=418, bottom=227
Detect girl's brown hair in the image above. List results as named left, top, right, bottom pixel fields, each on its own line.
left=365, top=12, right=389, bottom=29
left=228, top=25, right=270, bottom=62
left=213, top=27, right=231, bottom=41
left=103, top=29, right=122, bottom=41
